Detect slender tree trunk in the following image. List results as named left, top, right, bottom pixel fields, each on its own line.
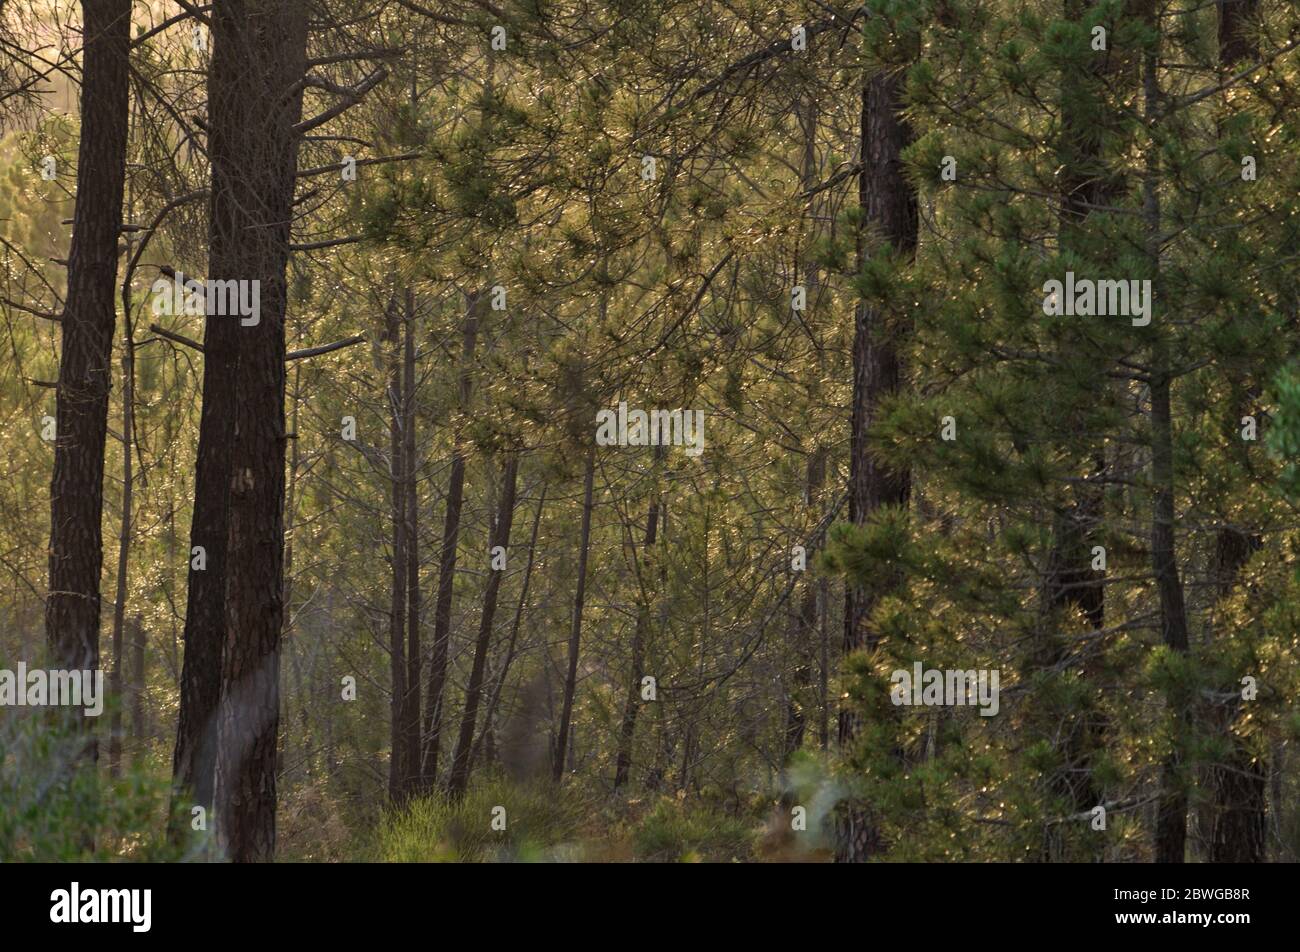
left=554, top=446, right=596, bottom=783
left=836, top=63, right=917, bottom=863
left=402, top=287, right=423, bottom=796
left=130, top=613, right=145, bottom=741
left=282, top=366, right=303, bottom=779
left=385, top=295, right=408, bottom=801
left=785, top=97, right=822, bottom=778
left=1139, top=5, right=1190, bottom=863
left=108, top=261, right=137, bottom=779
left=212, top=0, right=310, bottom=863
left=469, top=484, right=546, bottom=774
left=44, top=0, right=132, bottom=759
left=420, top=291, right=481, bottom=787
left=613, top=493, right=660, bottom=790
left=448, top=452, right=519, bottom=797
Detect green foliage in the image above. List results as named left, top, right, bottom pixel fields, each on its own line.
left=630, top=796, right=756, bottom=862
left=372, top=777, right=592, bottom=862
left=0, top=713, right=187, bottom=862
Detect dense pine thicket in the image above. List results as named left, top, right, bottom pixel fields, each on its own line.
left=1, top=0, right=1299, bottom=862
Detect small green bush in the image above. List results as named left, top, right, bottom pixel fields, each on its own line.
left=631, top=797, right=756, bottom=862
left=0, top=710, right=188, bottom=861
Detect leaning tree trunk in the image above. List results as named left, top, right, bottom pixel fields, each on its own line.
left=211, top=0, right=310, bottom=863
left=554, top=447, right=596, bottom=783
left=447, top=452, right=519, bottom=797
left=468, top=484, right=546, bottom=774
left=420, top=291, right=481, bottom=788
left=44, top=0, right=132, bottom=757
left=613, top=486, right=660, bottom=790
left=836, top=63, right=917, bottom=863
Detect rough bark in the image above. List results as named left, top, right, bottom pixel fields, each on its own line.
left=44, top=0, right=132, bottom=757
left=211, top=0, right=309, bottom=863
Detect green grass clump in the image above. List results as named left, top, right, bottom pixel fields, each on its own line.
left=374, top=775, right=593, bottom=862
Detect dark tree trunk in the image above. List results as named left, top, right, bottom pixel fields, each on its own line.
left=447, top=452, right=519, bottom=797
left=836, top=64, right=917, bottom=863
left=44, top=0, right=132, bottom=757
left=554, top=447, right=596, bottom=783
left=1150, top=340, right=1191, bottom=864
left=171, top=0, right=252, bottom=827
left=1205, top=0, right=1267, bottom=867
left=1034, top=0, right=1117, bottom=860
left=420, top=292, right=480, bottom=787
left=1138, top=4, right=1191, bottom=865
left=211, top=0, right=309, bottom=863
left=613, top=494, right=660, bottom=790
left=1217, top=0, right=1258, bottom=66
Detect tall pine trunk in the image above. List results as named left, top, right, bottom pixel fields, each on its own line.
left=1034, top=0, right=1115, bottom=860
left=44, top=0, right=132, bottom=755
left=211, top=0, right=309, bottom=863
left=1207, top=0, right=1266, bottom=862
left=1140, top=2, right=1191, bottom=862
left=836, top=64, right=917, bottom=863
left=171, top=0, right=253, bottom=826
